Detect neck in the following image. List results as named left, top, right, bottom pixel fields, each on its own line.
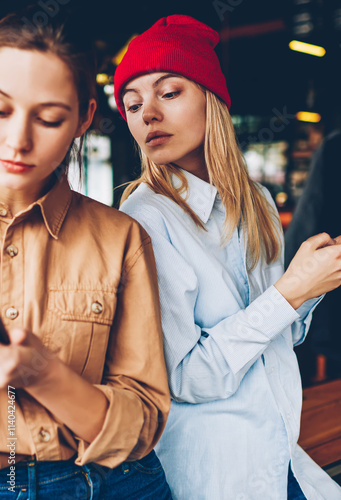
left=174, top=149, right=209, bottom=183
left=188, top=165, right=209, bottom=183
left=0, top=189, right=36, bottom=215
left=0, top=175, right=55, bottom=216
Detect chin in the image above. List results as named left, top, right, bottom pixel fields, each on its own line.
left=0, top=178, right=26, bottom=191
left=149, top=153, right=181, bottom=166
left=142, top=147, right=175, bottom=165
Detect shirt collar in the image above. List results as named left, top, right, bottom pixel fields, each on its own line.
left=8, top=174, right=72, bottom=239
left=171, top=169, right=218, bottom=224
left=36, top=174, right=72, bottom=239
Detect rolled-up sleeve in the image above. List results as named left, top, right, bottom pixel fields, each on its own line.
left=75, top=227, right=170, bottom=467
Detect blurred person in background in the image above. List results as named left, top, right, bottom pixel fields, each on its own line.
left=285, top=130, right=341, bottom=384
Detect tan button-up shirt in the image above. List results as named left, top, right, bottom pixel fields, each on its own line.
left=0, top=175, right=170, bottom=469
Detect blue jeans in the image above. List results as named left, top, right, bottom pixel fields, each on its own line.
left=287, top=465, right=307, bottom=500
left=0, top=450, right=172, bottom=499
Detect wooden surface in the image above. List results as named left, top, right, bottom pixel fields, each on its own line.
left=299, top=379, right=341, bottom=467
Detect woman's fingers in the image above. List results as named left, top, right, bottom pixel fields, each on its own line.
left=302, top=232, right=334, bottom=249
left=276, top=233, right=341, bottom=309
left=7, top=328, right=28, bottom=345
left=333, top=235, right=341, bottom=245
left=0, top=330, right=54, bottom=389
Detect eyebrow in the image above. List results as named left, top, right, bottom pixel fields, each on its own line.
left=0, top=89, right=72, bottom=111
left=39, top=102, right=72, bottom=111
left=122, top=73, right=184, bottom=99
left=0, top=89, right=11, bottom=99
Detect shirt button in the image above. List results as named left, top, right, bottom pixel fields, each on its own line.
left=39, top=428, right=51, bottom=442
left=6, top=307, right=18, bottom=320
left=0, top=208, right=8, bottom=217
left=91, top=301, right=103, bottom=314
left=6, top=245, right=18, bottom=258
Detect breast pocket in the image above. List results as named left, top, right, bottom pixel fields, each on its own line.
left=45, top=289, right=117, bottom=382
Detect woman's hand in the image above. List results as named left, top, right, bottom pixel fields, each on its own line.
left=275, top=232, right=341, bottom=310
left=0, top=328, right=56, bottom=390
left=0, top=327, right=108, bottom=443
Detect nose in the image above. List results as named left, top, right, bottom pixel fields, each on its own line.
left=142, top=99, right=163, bottom=125
left=6, top=112, right=33, bottom=154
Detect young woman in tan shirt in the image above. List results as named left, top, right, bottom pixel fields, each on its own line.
left=0, top=6, right=171, bottom=499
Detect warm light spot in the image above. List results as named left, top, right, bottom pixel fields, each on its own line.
left=296, top=111, right=321, bottom=123
left=275, top=192, right=288, bottom=207
left=113, top=35, right=139, bottom=66
left=289, top=40, right=326, bottom=57
left=96, top=73, right=110, bottom=85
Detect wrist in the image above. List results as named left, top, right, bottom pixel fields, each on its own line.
left=274, top=276, right=306, bottom=310
left=26, top=355, right=61, bottom=393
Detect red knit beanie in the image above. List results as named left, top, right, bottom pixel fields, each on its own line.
left=114, top=15, right=231, bottom=120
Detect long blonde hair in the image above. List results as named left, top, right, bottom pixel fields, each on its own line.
left=120, top=90, right=281, bottom=270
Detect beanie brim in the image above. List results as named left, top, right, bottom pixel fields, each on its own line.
left=114, top=15, right=231, bottom=120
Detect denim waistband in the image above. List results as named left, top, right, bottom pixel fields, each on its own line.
left=0, top=454, right=80, bottom=489
left=0, top=451, right=172, bottom=500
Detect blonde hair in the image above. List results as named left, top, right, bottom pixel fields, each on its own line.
left=120, top=90, right=281, bottom=270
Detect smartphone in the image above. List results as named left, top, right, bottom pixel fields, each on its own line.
left=0, top=316, right=10, bottom=345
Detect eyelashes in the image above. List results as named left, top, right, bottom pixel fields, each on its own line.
left=38, top=119, right=64, bottom=128
left=127, top=104, right=141, bottom=113
left=0, top=112, right=64, bottom=128
left=125, top=90, right=181, bottom=113
left=163, top=91, right=180, bottom=99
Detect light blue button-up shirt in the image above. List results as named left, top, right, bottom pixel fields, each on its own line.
left=120, top=170, right=341, bottom=500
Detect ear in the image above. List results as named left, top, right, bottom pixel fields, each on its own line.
left=74, top=98, right=97, bottom=138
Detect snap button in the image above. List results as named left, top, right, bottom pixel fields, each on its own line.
left=121, top=463, right=130, bottom=474
left=0, top=208, right=8, bottom=217
left=91, top=301, right=103, bottom=314
left=6, top=307, right=18, bottom=320
left=6, top=245, right=18, bottom=258
left=38, top=428, right=50, bottom=442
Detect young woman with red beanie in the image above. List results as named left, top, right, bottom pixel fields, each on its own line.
left=116, top=15, right=341, bottom=500
left=0, top=6, right=172, bottom=499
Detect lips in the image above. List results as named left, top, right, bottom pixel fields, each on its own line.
left=146, top=131, right=172, bottom=144
left=1, top=160, right=34, bottom=167
left=0, top=160, right=35, bottom=173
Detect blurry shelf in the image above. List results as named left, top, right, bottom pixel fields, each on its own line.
left=299, top=379, right=341, bottom=468
left=291, top=150, right=314, bottom=159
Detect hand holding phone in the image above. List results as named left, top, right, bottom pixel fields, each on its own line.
left=0, top=316, right=10, bottom=345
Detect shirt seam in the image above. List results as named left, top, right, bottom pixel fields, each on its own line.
left=44, top=194, right=72, bottom=239
left=123, top=235, right=152, bottom=275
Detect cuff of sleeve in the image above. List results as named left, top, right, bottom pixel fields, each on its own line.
left=292, top=294, right=325, bottom=346
left=234, top=285, right=299, bottom=340
left=296, top=294, right=324, bottom=318
left=74, top=385, right=144, bottom=468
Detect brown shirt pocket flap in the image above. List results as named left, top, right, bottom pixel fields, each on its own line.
left=48, top=289, right=116, bottom=326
